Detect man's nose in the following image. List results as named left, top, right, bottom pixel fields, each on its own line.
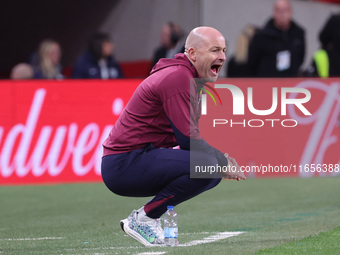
left=219, top=51, right=226, bottom=61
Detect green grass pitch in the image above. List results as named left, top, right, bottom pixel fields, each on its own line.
left=0, top=177, right=339, bottom=254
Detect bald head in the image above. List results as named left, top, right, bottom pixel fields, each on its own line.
left=10, top=63, right=33, bottom=80
left=274, top=0, right=292, bottom=31
left=185, top=26, right=225, bottom=52
left=184, top=26, right=226, bottom=82
left=275, top=0, right=291, bottom=9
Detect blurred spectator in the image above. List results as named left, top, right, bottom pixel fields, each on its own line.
left=248, top=0, right=305, bottom=77
left=319, top=12, right=340, bottom=48
left=306, top=13, right=340, bottom=77
left=72, top=32, right=123, bottom=79
left=151, top=22, right=185, bottom=67
left=32, top=39, right=64, bottom=79
left=227, top=25, right=258, bottom=77
left=10, top=63, right=34, bottom=80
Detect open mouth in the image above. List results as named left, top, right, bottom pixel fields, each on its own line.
left=211, top=64, right=222, bottom=75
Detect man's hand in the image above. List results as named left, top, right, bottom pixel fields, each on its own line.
left=222, top=153, right=246, bottom=181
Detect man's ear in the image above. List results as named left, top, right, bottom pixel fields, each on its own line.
left=187, top=47, right=196, bottom=62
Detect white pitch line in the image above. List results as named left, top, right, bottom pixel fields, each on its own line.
left=135, top=252, right=167, bottom=255
left=178, top=231, right=244, bottom=247
left=180, top=231, right=211, bottom=236
left=64, top=231, right=244, bottom=254
left=0, top=237, right=65, bottom=241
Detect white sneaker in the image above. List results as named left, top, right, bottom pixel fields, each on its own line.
left=120, top=209, right=164, bottom=246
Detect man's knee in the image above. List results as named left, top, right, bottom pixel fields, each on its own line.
left=190, top=151, right=223, bottom=179
left=208, top=176, right=222, bottom=189
left=190, top=151, right=218, bottom=167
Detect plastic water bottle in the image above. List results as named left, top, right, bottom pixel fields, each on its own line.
left=164, top=205, right=178, bottom=246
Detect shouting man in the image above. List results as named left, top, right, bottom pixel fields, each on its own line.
left=101, top=26, right=246, bottom=246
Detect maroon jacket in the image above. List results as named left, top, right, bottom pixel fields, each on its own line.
left=103, top=53, right=228, bottom=166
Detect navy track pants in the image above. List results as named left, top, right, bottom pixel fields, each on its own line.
left=101, top=143, right=221, bottom=218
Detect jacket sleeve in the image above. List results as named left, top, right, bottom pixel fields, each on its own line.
left=72, top=58, right=85, bottom=79
left=163, top=89, right=228, bottom=167
left=299, top=30, right=306, bottom=69
left=117, top=63, right=124, bottom=78
left=247, top=33, right=261, bottom=77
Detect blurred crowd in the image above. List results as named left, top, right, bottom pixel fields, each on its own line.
left=10, top=33, right=123, bottom=80
left=10, top=0, right=340, bottom=80
left=228, top=0, right=340, bottom=78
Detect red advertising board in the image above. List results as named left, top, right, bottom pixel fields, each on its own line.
left=0, top=78, right=339, bottom=185
left=0, top=80, right=138, bottom=185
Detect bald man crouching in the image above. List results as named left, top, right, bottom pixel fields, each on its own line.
left=101, top=26, right=246, bottom=246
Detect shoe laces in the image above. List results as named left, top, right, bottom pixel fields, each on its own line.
left=132, top=213, right=164, bottom=243
left=137, top=217, right=163, bottom=238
